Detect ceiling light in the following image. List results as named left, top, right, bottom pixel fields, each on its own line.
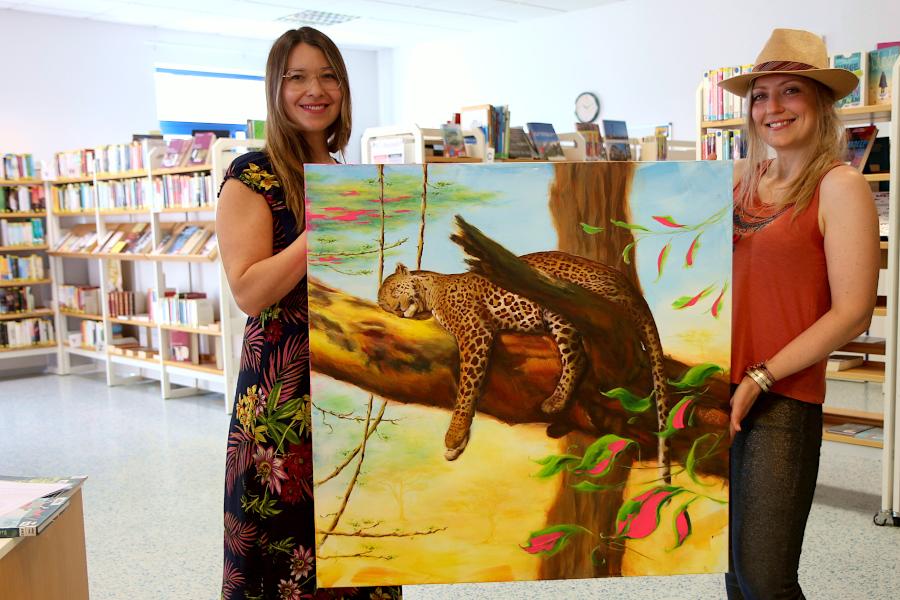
left=277, top=10, right=358, bottom=27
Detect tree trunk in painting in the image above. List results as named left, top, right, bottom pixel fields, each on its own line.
left=542, top=162, right=639, bottom=578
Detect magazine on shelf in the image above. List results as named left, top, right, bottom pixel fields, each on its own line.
left=524, top=123, right=565, bottom=161
left=440, top=124, right=467, bottom=158
left=867, top=46, right=900, bottom=106
left=845, top=125, right=878, bottom=171
left=831, top=51, right=867, bottom=108
left=602, top=119, right=631, bottom=161
left=825, top=422, right=874, bottom=436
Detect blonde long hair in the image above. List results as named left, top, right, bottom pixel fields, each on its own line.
left=264, top=27, right=352, bottom=230
left=736, top=79, right=845, bottom=214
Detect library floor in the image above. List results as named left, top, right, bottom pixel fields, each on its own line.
left=1, top=372, right=898, bottom=600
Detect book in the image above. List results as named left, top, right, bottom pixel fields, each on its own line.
left=246, top=119, right=266, bottom=140
left=845, top=125, right=878, bottom=171
left=603, top=120, right=631, bottom=161
left=524, top=123, right=565, bottom=161
left=874, top=191, right=889, bottom=238
left=831, top=51, right=866, bottom=108
left=186, top=132, right=216, bottom=166
left=826, top=422, right=874, bottom=436
left=0, top=475, right=86, bottom=537
left=440, top=124, right=467, bottom=158
left=826, top=353, right=864, bottom=371
left=868, top=46, right=900, bottom=106
left=507, top=127, right=538, bottom=159
left=863, top=137, right=890, bottom=174
left=160, top=139, right=192, bottom=169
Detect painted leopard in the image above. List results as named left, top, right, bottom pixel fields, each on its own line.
left=377, top=251, right=671, bottom=478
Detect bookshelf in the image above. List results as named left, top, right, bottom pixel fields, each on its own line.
left=43, top=138, right=260, bottom=410
left=697, top=59, right=900, bottom=523
left=0, top=171, right=59, bottom=361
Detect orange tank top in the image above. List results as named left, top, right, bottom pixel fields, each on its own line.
left=731, top=164, right=837, bottom=404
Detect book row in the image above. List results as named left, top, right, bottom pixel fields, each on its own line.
left=58, top=284, right=100, bottom=314
left=0, top=185, right=46, bottom=213
left=0, top=286, right=39, bottom=315
left=108, top=290, right=142, bottom=318
left=69, top=320, right=104, bottom=349
left=54, top=222, right=217, bottom=258
left=96, top=178, right=151, bottom=211
left=700, top=128, right=747, bottom=161
left=0, top=254, right=45, bottom=282
left=0, top=219, right=45, bottom=247
left=702, top=42, right=900, bottom=120
left=1, top=153, right=37, bottom=181
left=155, top=292, right=215, bottom=328
left=701, top=65, right=753, bottom=123
left=153, top=173, right=215, bottom=209
left=53, top=133, right=218, bottom=179
left=52, top=176, right=215, bottom=213
left=52, top=183, right=94, bottom=212
left=1, top=317, right=55, bottom=348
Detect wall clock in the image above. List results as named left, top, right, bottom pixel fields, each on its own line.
left=575, top=91, right=600, bottom=123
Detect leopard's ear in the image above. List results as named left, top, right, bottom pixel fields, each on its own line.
left=395, top=263, right=409, bottom=275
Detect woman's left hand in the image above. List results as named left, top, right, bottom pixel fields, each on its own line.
left=730, top=376, right=762, bottom=439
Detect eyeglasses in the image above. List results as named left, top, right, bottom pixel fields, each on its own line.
left=282, top=69, right=342, bottom=92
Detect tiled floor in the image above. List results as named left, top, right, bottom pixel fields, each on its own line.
left=1, top=372, right=898, bottom=599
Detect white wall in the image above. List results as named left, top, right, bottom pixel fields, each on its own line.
left=386, top=0, right=900, bottom=141
left=0, top=9, right=379, bottom=166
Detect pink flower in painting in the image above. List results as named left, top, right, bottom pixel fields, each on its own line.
left=254, top=445, right=288, bottom=494
left=522, top=530, right=565, bottom=554
left=340, top=190, right=360, bottom=196
left=291, top=545, right=314, bottom=579
left=279, top=578, right=303, bottom=600
left=617, top=487, right=681, bottom=539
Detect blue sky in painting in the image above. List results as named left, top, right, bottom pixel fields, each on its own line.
left=306, top=161, right=733, bottom=365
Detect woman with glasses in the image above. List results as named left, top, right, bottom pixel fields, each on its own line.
left=217, top=27, right=401, bottom=600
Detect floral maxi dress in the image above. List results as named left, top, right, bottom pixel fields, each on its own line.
left=221, top=152, right=401, bottom=600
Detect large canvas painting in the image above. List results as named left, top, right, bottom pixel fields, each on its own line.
left=305, top=161, right=732, bottom=587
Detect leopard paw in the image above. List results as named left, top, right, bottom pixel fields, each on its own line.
left=444, top=431, right=470, bottom=461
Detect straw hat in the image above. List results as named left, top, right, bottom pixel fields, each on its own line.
left=719, top=28, right=859, bottom=99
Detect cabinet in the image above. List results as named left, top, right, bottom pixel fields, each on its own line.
left=44, top=138, right=261, bottom=411
left=0, top=176, right=59, bottom=362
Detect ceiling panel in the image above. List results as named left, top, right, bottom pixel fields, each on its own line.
left=5, top=0, right=624, bottom=48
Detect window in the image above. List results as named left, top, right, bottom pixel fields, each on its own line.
left=154, top=67, right=266, bottom=137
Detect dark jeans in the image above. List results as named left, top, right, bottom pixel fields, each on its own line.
left=725, top=389, right=823, bottom=599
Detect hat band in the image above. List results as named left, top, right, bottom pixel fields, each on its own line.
left=753, top=60, right=817, bottom=73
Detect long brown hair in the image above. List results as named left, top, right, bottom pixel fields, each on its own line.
left=264, top=27, right=352, bottom=230
left=736, top=78, right=845, bottom=215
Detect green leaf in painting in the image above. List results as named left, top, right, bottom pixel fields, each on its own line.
left=533, top=454, right=581, bottom=478
left=602, top=387, right=652, bottom=412
left=610, top=219, right=651, bottom=232
left=580, top=222, right=604, bottom=234
left=684, top=433, right=721, bottom=487
left=668, top=363, right=724, bottom=389
left=622, top=241, right=635, bottom=265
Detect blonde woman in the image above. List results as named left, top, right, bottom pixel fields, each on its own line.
left=217, top=27, right=400, bottom=600
left=720, top=29, right=879, bottom=598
